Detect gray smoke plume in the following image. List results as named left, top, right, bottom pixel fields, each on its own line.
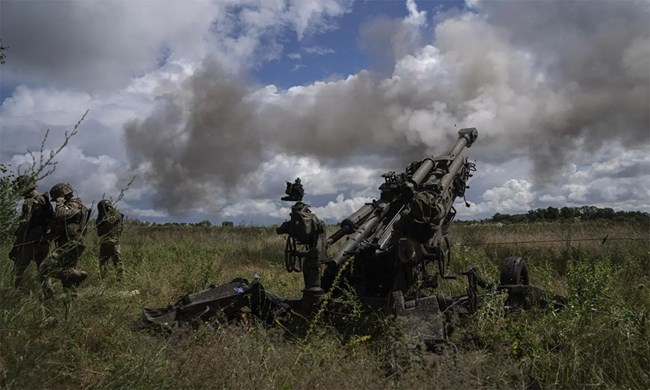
left=124, top=0, right=649, bottom=214
left=471, top=0, right=650, bottom=184
left=124, top=61, right=264, bottom=212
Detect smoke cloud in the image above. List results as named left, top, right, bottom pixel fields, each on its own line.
left=471, top=0, right=650, bottom=183
left=124, top=0, right=649, bottom=214
left=123, top=61, right=265, bottom=212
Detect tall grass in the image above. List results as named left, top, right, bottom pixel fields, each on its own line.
left=1, top=221, right=648, bottom=388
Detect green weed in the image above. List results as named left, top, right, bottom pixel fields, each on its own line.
left=0, top=220, right=648, bottom=388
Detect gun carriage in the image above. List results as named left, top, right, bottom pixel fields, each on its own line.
left=145, top=128, right=551, bottom=348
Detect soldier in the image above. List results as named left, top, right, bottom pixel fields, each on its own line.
left=9, top=175, right=54, bottom=294
left=96, top=200, right=124, bottom=281
left=39, top=182, right=89, bottom=295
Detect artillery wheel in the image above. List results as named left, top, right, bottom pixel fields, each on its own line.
left=284, top=236, right=301, bottom=273
left=499, top=257, right=529, bottom=285
left=437, top=235, right=451, bottom=277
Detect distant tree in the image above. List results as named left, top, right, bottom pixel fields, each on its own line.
left=480, top=205, right=647, bottom=224
left=527, top=209, right=543, bottom=222
left=221, top=221, right=234, bottom=227
left=594, top=207, right=615, bottom=220
left=195, top=220, right=212, bottom=228
left=491, top=213, right=508, bottom=223
left=560, top=206, right=576, bottom=219
left=544, top=206, right=560, bottom=220
left=126, top=218, right=150, bottom=227
left=579, top=205, right=598, bottom=220
left=511, top=214, right=529, bottom=224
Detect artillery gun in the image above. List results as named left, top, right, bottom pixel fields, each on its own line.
left=145, top=128, right=553, bottom=348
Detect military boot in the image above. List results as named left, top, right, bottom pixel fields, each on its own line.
left=67, top=268, right=88, bottom=287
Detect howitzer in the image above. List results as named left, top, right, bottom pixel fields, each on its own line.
left=320, top=127, right=478, bottom=295
left=144, top=128, right=560, bottom=349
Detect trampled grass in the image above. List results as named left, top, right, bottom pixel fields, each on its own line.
left=1, top=220, right=648, bottom=389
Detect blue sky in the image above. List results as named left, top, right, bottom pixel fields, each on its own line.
left=1, top=0, right=648, bottom=225
left=251, top=1, right=465, bottom=88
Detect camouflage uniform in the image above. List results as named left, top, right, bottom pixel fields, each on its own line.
left=96, top=200, right=124, bottom=280
left=9, top=176, right=53, bottom=291
left=39, top=183, right=89, bottom=292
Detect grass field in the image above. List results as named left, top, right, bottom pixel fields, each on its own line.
left=1, top=220, right=648, bottom=389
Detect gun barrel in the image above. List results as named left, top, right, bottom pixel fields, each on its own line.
left=409, top=128, right=477, bottom=191
left=439, top=128, right=477, bottom=191
left=327, top=128, right=478, bottom=265
left=327, top=203, right=375, bottom=245
left=410, top=158, right=435, bottom=186
left=440, top=152, right=466, bottom=190
left=449, top=128, right=477, bottom=156
left=330, top=202, right=390, bottom=265
left=342, top=203, right=374, bottom=231
left=376, top=204, right=406, bottom=250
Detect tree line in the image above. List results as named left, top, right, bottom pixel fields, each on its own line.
left=123, top=206, right=650, bottom=228
left=126, top=220, right=235, bottom=228
left=485, top=206, right=649, bottom=224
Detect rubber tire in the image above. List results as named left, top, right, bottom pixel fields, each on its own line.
left=499, top=256, right=529, bottom=285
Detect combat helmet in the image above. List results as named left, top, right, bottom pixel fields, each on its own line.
left=50, top=182, right=74, bottom=199
left=14, top=175, right=36, bottom=194
left=97, top=199, right=113, bottom=215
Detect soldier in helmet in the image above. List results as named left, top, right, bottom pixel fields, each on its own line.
left=9, top=175, right=54, bottom=294
left=39, top=182, right=89, bottom=294
left=96, top=200, right=124, bottom=281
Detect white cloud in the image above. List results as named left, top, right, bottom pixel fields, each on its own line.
left=484, top=179, right=534, bottom=208
left=126, top=208, right=169, bottom=219
left=1, top=86, right=92, bottom=126
left=564, top=184, right=588, bottom=203
left=1, top=0, right=353, bottom=90
left=0, top=83, right=155, bottom=162
left=538, top=194, right=566, bottom=203
left=2, top=0, right=648, bottom=224
left=461, top=179, right=535, bottom=217
left=9, top=145, right=132, bottom=206
left=1, top=1, right=223, bottom=90
left=311, top=194, right=374, bottom=221
left=405, top=0, right=427, bottom=28
left=219, top=193, right=375, bottom=223
left=285, top=0, right=353, bottom=40
left=304, top=46, right=335, bottom=55
left=222, top=199, right=283, bottom=218
left=241, top=153, right=384, bottom=201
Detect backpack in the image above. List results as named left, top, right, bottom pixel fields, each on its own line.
left=400, top=191, right=445, bottom=242
left=286, top=203, right=324, bottom=245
